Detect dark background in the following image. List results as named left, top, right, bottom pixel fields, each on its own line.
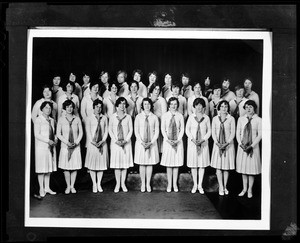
left=3, top=2, right=297, bottom=241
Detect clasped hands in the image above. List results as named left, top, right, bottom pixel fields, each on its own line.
left=216, top=142, right=229, bottom=150
left=91, top=140, right=104, bottom=148
left=142, top=141, right=152, bottom=149
left=167, top=139, right=179, bottom=148
left=67, top=141, right=78, bottom=149
left=240, top=144, right=253, bottom=153
left=115, top=139, right=127, bottom=148
left=48, top=138, right=58, bottom=147
left=192, top=138, right=204, bottom=146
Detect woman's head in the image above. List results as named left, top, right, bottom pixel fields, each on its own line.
left=244, top=78, right=253, bottom=90
left=99, top=71, right=110, bottom=84
left=171, top=82, right=182, bottom=95
left=129, top=80, right=139, bottom=92
left=108, top=81, right=119, bottom=94
left=42, top=84, right=52, bottom=99
left=93, top=99, right=103, bottom=114
left=243, top=99, right=257, bottom=113
left=192, top=81, right=202, bottom=94
left=213, top=84, right=222, bottom=96
left=141, top=97, right=153, bottom=111
left=115, top=96, right=129, bottom=109
left=148, top=71, right=157, bottom=84
left=62, top=99, right=75, bottom=113
left=167, top=96, right=179, bottom=111
left=149, top=82, right=161, bottom=95
left=132, top=69, right=143, bottom=82
left=193, top=97, right=206, bottom=108
left=64, top=81, right=76, bottom=93
left=40, top=101, right=53, bottom=116
left=234, top=84, right=245, bottom=97
left=116, top=70, right=127, bottom=84
left=181, top=73, right=190, bottom=86
left=164, top=73, right=172, bottom=86
left=217, top=100, right=230, bottom=112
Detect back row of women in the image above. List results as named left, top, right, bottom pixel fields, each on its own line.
left=32, top=69, right=261, bottom=200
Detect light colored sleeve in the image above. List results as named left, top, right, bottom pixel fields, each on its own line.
left=251, top=117, right=262, bottom=148
left=227, top=116, right=236, bottom=143
left=125, top=115, right=133, bottom=142
left=160, top=113, right=168, bottom=139
left=134, top=115, right=142, bottom=142
left=34, top=118, right=49, bottom=143
left=160, top=98, right=167, bottom=114
left=108, top=116, right=117, bottom=142
left=57, top=97, right=63, bottom=118
left=203, top=116, right=211, bottom=141
left=56, top=118, right=68, bottom=145
left=52, top=102, right=58, bottom=121
left=80, top=97, right=88, bottom=122
left=209, top=101, right=214, bottom=118
left=211, top=117, right=218, bottom=143
left=102, top=116, right=109, bottom=142
left=185, top=116, right=193, bottom=140
left=75, top=118, right=83, bottom=144
left=31, top=100, right=40, bottom=123
left=85, top=117, right=93, bottom=144
left=182, top=98, right=188, bottom=119
left=177, top=114, right=185, bottom=141
left=150, top=115, right=159, bottom=144
left=236, top=117, right=242, bottom=145
left=187, top=97, right=193, bottom=115
left=204, top=98, right=209, bottom=116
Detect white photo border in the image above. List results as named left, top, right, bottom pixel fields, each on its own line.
left=25, top=28, right=272, bottom=230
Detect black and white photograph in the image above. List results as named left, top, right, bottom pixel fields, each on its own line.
left=3, top=3, right=297, bottom=241
left=24, top=28, right=272, bottom=229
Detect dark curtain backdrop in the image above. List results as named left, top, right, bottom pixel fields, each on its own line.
left=32, top=38, right=263, bottom=107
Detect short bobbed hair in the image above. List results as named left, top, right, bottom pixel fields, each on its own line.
left=40, top=101, right=53, bottom=111
left=193, top=97, right=206, bottom=108
left=167, top=96, right=179, bottom=109
left=192, top=81, right=202, bottom=91
left=243, top=99, right=257, bottom=112
left=141, top=97, right=154, bottom=111
left=108, top=80, right=119, bottom=91
left=64, top=80, right=76, bottom=92
left=62, top=99, right=75, bottom=110
left=217, top=100, right=230, bottom=111
left=149, top=82, right=161, bottom=94
left=129, top=80, right=140, bottom=90
left=93, top=99, right=103, bottom=109
left=115, top=97, right=129, bottom=108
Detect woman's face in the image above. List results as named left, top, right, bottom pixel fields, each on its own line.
left=193, top=83, right=201, bottom=95
left=91, top=84, right=99, bottom=93
left=204, top=77, right=210, bottom=86
left=110, top=84, right=118, bottom=94
left=143, top=101, right=151, bottom=112
left=83, top=75, right=90, bottom=84
left=42, top=104, right=52, bottom=116
left=244, top=79, right=252, bottom=90
left=65, top=104, right=74, bottom=114
left=43, top=88, right=52, bottom=99
left=152, top=86, right=160, bottom=96
left=149, top=74, right=157, bottom=84
left=133, top=72, right=141, bottom=82
left=66, top=83, right=74, bottom=94
left=100, top=73, right=109, bottom=84
left=53, top=76, right=61, bottom=86
left=169, top=100, right=178, bottom=112
left=222, top=80, right=230, bottom=90
left=236, top=88, right=245, bottom=98
left=117, top=100, right=126, bottom=112
left=172, top=86, right=180, bottom=96
left=245, top=104, right=255, bottom=115
left=130, top=82, right=138, bottom=93
left=117, top=73, right=125, bottom=84
left=213, top=88, right=221, bottom=97
left=219, top=102, right=229, bottom=114
left=94, top=103, right=102, bottom=114
left=164, top=74, right=172, bottom=86
left=181, top=76, right=189, bottom=86
left=195, top=103, right=204, bottom=113
left=69, top=73, right=76, bottom=82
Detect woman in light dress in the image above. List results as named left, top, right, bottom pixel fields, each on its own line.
left=108, top=97, right=133, bottom=193
left=56, top=100, right=83, bottom=194
left=185, top=98, right=211, bottom=194
left=134, top=98, right=160, bottom=192
left=210, top=100, right=236, bottom=196
left=103, top=81, right=119, bottom=120
left=160, top=97, right=185, bottom=192
left=34, top=101, right=58, bottom=197
left=236, top=100, right=262, bottom=199
left=84, top=99, right=108, bottom=193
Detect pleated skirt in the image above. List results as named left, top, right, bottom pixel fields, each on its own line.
left=109, top=141, right=134, bottom=169
left=160, top=140, right=184, bottom=167
left=236, top=146, right=261, bottom=175
left=58, top=146, right=82, bottom=170
left=210, top=142, right=235, bottom=170
left=186, top=140, right=210, bottom=168
left=84, top=143, right=108, bottom=171
left=134, top=141, right=159, bottom=165
left=35, top=147, right=57, bottom=173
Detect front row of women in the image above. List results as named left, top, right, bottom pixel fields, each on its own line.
left=34, top=96, right=261, bottom=199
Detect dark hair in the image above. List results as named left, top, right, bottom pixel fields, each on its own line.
left=63, top=80, right=76, bottom=92
left=167, top=96, right=179, bottom=109
left=89, top=79, right=100, bottom=89
left=99, top=71, right=110, bottom=80
left=148, top=71, right=157, bottom=78
left=82, top=71, right=91, bottom=77
left=40, top=101, right=53, bottom=111
left=93, top=99, right=103, bottom=109
left=244, top=77, right=253, bottom=84
left=181, top=72, right=190, bottom=79
left=164, top=72, right=172, bottom=78
left=193, top=97, right=206, bottom=108
left=217, top=100, right=230, bottom=111
left=234, top=84, right=245, bottom=92
left=108, top=80, right=119, bottom=91
left=141, top=97, right=154, bottom=111
left=62, top=99, right=75, bottom=110
left=213, top=84, right=222, bottom=90
left=243, top=99, right=257, bottom=112
left=149, top=82, right=161, bottom=94
left=132, top=69, right=143, bottom=77
left=42, top=84, right=52, bottom=93
left=129, top=80, right=140, bottom=90
left=192, top=81, right=202, bottom=91
left=115, top=97, right=129, bottom=108
left=116, top=70, right=127, bottom=80
left=53, top=74, right=61, bottom=79
left=222, top=77, right=230, bottom=83
left=171, top=82, right=182, bottom=90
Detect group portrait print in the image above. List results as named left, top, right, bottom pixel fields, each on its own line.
left=25, top=28, right=272, bottom=230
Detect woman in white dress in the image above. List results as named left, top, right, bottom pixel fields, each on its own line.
left=34, top=101, right=58, bottom=197
left=185, top=98, right=211, bottom=194
left=31, top=84, right=58, bottom=123
left=187, top=81, right=209, bottom=116
left=125, top=80, right=143, bottom=121
left=236, top=100, right=262, bottom=199
left=149, top=82, right=167, bottom=153
left=211, top=100, right=236, bottom=196
left=84, top=99, right=108, bottom=193
left=56, top=100, right=83, bottom=194
left=108, top=97, right=133, bottom=193
left=103, top=81, right=119, bottom=119
left=134, top=98, right=160, bottom=192
left=161, top=97, right=185, bottom=192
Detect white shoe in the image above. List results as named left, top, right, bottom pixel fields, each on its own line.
left=199, top=188, right=204, bottom=194
left=191, top=187, right=197, bottom=194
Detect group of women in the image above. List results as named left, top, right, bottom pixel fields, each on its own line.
left=32, top=69, right=262, bottom=199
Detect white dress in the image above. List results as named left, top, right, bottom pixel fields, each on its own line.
left=84, top=114, right=109, bottom=171
left=134, top=111, right=160, bottom=165
left=236, top=114, right=262, bottom=175
left=56, top=115, right=83, bottom=170
left=137, top=81, right=148, bottom=98
left=210, top=114, right=236, bottom=170
left=185, top=113, right=211, bottom=168
left=160, top=111, right=185, bottom=167
left=108, top=113, right=134, bottom=169
left=31, top=98, right=58, bottom=123
left=187, top=95, right=209, bottom=116
left=125, top=94, right=143, bottom=119
left=229, top=97, right=249, bottom=119
left=34, top=115, right=57, bottom=173
left=103, top=94, right=119, bottom=119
